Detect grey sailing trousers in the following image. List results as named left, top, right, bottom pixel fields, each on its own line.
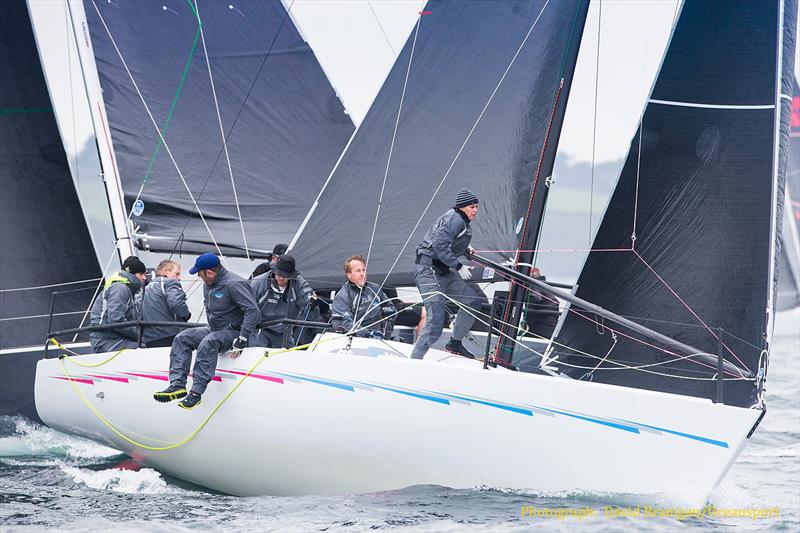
left=168, top=326, right=238, bottom=395
left=411, top=264, right=481, bottom=359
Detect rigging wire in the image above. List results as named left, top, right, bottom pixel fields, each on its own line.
left=170, top=0, right=297, bottom=260
left=352, top=8, right=425, bottom=335
left=89, top=0, right=226, bottom=261
left=633, top=250, right=749, bottom=374
left=372, top=0, right=554, bottom=300
left=193, top=0, right=250, bottom=261
left=588, top=0, right=602, bottom=244
left=365, top=0, right=397, bottom=57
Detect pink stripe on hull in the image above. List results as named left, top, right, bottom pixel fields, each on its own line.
left=53, top=376, right=94, bottom=385
left=119, top=371, right=169, bottom=381
left=86, top=374, right=129, bottom=383
left=216, top=369, right=284, bottom=384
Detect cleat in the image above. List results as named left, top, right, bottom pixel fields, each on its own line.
left=153, top=385, right=187, bottom=403
left=445, top=339, right=476, bottom=359
left=178, top=392, right=202, bottom=410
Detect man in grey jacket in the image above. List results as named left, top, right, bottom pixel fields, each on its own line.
left=89, top=256, right=148, bottom=353
left=141, top=259, right=191, bottom=348
left=411, top=189, right=482, bottom=359
left=154, top=253, right=260, bottom=410
left=331, top=255, right=396, bottom=338
left=251, top=255, right=315, bottom=348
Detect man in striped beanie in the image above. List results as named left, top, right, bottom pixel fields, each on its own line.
left=411, top=188, right=482, bottom=359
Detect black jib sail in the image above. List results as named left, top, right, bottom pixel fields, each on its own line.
left=777, top=77, right=800, bottom=310
left=551, top=0, right=797, bottom=408
left=290, top=0, right=590, bottom=289
left=84, top=0, right=354, bottom=258
left=1, top=0, right=102, bottom=415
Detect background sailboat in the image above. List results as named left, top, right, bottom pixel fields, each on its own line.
left=0, top=0, right=103, bottom=419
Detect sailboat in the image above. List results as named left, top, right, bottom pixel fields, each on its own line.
left=1, top=0, right=354, bottom=419
left=33, top=0, right=796, bottom=505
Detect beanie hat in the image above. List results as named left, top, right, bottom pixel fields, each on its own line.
left=454, top=188, right=479, bottom=209
left=272, top=243, right=289, bottom=256
left=121, top=256, right=147, bottom=275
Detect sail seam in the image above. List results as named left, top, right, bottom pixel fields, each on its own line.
left=648, top=98, right=775, bottom=110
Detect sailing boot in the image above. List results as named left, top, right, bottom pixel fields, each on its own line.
left=445, top=339, right=476, bottom=359
left=178, top=391, right=202, bottom=410
left=153, top=384, right=187, bottom=403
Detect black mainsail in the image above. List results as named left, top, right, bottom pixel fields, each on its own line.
left=291, top=0, right=590, bottom=289
left=84, top=0, right=355, bottom=258
left=551, top=0, right=797, bottom=408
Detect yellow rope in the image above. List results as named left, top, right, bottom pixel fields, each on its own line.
left=53, top=335, right=340, bottom=452
left=48, top=338, right=128, bottom=366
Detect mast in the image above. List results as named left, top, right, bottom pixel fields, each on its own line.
left=64, top=0, right=134, bottom=260
left=494, top=0, right=590, bottom=367
left=25, top=0, right=133, bottom=264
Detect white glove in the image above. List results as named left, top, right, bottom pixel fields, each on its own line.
left=467, top=246, right=476, bottom=255
left=458, top=265, right=473, bottom=281
left=501, top=257, right=516, bottom=267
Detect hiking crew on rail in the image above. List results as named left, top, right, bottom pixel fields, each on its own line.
left=154, top=253, right=260, bottom=410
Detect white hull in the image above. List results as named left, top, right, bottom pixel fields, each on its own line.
left=35, top=334, right=761, bottom=503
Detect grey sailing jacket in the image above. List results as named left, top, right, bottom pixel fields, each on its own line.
left=415, top=208, right=472, bottom=270
left=140, top=275, right=191, bottom=342
left=331, top=281, right=396, bottom=335
left=89, top=270, right=143, bottom=341
left=250, top=272, right=314, bottom=334
left=203, top=267, right=260, bottom=338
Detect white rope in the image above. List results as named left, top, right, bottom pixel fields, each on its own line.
left=374, top=0, right=552, bottom=295
left=193, top=0, right=250, bottom=261
left=90, top=0, right=226, bottom=263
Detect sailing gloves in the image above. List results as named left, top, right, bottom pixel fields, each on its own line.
left=232, top=335, right=248, bottom=351
left=458, top=265, right=474, bottom=281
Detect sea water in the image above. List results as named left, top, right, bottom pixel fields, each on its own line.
left=1, top=309, right=797, bottom=532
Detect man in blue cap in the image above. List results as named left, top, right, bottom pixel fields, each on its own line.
left=154, top=252, right=260, bottom=409
left=411, top=188, right=482, bottom=359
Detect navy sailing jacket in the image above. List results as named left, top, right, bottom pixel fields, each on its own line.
left=203, top=267, right=260, bottom=338
left=416, top=208, right=472, bottom=270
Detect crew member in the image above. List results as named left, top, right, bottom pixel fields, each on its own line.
left=89, top=256, right=148, bottom=353
left=411, top=188, right=482, bottom=359
left=331, top=255, right=396, bottom=338
left=251, top=255, right=315, bottom=348
left=154, top=253, right=259, bottom=410
left=141, top=259, right=191, bottom=348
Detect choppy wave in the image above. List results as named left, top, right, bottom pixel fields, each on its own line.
left=0, top=415, right=120, bottom=462
left=60, top=465, right=177, bottom=494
